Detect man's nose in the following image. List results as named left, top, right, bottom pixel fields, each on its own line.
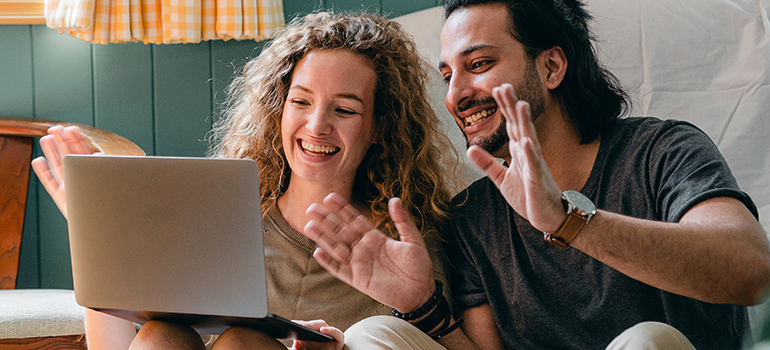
left=445, top=71, right=472, bottom=116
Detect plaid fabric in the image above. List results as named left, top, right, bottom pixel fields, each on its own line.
left=44, top=0, right=95, bottom=29
left=44, top=0, right=284, bottom=44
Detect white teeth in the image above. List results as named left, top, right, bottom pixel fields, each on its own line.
left=464, top=107, right=497, bottom=126
left=300, top=140, right=339, bottom=156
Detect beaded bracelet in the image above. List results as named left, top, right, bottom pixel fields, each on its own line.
left=411, top=291, right=463, bottom=339
left=391, top=279, right=443, bottom=321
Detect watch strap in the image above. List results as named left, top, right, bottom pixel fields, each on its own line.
left=544, top=211, right=587, bottom=248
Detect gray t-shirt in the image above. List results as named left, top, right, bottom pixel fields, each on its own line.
left=446, top=117, right=757, bottom=350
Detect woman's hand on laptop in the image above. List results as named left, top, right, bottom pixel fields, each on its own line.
left=31, top=125, right=99, bottom=219
left=291, top=320, right=343, bottom=350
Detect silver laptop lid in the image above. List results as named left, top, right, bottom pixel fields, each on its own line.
left=63, top=155, right=268, bottom=319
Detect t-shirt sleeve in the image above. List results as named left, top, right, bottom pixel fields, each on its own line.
left=649, top=121, right=758, bottom=222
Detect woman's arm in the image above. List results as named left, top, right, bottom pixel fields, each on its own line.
left=84, top=309, right=137, bottom=350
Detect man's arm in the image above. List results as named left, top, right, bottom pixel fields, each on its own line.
left=435, top=304, right=505, bottom=350
left=572, top=196, right=770, bottom=306
left=471, top=84, right=770, bottom=307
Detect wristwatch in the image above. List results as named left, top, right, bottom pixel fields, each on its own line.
left=543, top=190, right=596, bottom=248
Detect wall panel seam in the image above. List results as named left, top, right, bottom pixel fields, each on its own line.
left=209, top=41, right=214, bottom=132
left=90, top=44, right=96, bottom=127
left=150, top=45, right=157, bottom=156
left=29, top=25, right=35, bottom=118
left=30, top=25, right=42, bottom=287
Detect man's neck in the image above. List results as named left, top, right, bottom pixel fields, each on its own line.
left=526, top=110, right=601, bottom=192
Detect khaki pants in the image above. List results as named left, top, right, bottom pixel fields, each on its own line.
left=344, top=316, right=697, bottom=350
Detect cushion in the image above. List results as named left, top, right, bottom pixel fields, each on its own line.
left=0, top=289, right=85, bottom=338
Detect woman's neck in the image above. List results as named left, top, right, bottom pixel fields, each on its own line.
left=276, top=176, right=360, bottom=234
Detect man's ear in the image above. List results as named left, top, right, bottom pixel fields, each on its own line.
left=541, top=47, right=567, bottom=90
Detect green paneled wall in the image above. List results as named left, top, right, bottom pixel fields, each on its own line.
left=0, top=0, right=439, bottom=289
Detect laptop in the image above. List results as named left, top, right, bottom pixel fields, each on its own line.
left=62, top=155, right=333, bottom=341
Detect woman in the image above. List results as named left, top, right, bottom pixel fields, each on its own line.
left=32, top=11, right=458, bottom=350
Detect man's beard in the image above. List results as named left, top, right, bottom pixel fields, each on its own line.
left=463, top=58, right=546, bottom=156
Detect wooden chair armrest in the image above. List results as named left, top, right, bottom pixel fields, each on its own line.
left=0, top=117, right=145, bottom=289
left=0, top=117, right=145, bottom=156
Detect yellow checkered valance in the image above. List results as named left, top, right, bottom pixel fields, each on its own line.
left=44, top=0, right=284, bottom=44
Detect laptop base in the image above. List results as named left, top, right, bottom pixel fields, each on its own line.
left=94, top=308, right=335, bottom=341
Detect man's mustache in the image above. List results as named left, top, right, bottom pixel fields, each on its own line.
left=455, top=97, right=497, bottom=115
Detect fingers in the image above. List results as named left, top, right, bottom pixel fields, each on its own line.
left=46, top=125, right=96, bottom=155
left=516, top=98, right=541, bottom=154
left=31, top=156, right=69, bottom=218
left=31, top=157, right=56, bottom=191
left=323, top=194, right=375, bottom=236
left=304, top=212, right=352, bottom=265
left=61, top=126, right=96, bottom=154
left=292, top=320, right=344, bottom=350
left=32, top=125, right=98, bottom=220
left=492, top=84, right=520, bottom=142
left=291, top=319, right=330, bottom=331
left=305, top=209, right=351, bottom=264
left=292, top=320, right=344, bottom=342
left=494, top=84, right=543, bottom=152
left=304, top=193, right=375, bottom=266
left=311, top=247, right=354, bottom=283
left=387, top=198, right=424, bottom=246
left=39, top=126, right=95, bottom=181
left=467, top=145, right=509, bottom=187
left=39, top=133, right=65, bottom=184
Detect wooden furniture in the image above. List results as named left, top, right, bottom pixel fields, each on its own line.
left=0, top=117, right=145, bottom=349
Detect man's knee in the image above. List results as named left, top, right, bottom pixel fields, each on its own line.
left=345, top=316, right=410, bottom=346
left=606, top=321, right=696, bottom=350
left=345, top=316, right=445, bottom=350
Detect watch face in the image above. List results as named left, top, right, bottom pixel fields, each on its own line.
left=562, top=190, right=596, bottom=216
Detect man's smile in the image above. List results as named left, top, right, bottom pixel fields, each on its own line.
left=464, top=107, right=498, bottom=127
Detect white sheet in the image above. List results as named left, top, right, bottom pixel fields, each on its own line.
left=394, top=0, right=770, bottom=229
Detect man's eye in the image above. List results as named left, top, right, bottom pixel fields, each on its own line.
left=442, top=74, right=452, bottom=84
left=471, top=60, right=489, bottom=70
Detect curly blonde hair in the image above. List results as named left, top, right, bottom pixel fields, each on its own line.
left=208, top=11, right=458, bottom=239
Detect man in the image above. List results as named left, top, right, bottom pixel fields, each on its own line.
left=303, top=0, right=770, bottom=349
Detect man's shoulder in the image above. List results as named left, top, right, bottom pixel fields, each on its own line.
left=604, top=116, right=712, bottom=158
left=611, top=116, right=704, bottom=139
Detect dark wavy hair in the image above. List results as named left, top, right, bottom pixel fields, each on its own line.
left=444, top=0, right=629, bottom=143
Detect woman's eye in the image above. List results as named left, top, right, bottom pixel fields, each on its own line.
left=336, top=108, right=357, bottom=115
left=291, top=99, right=310, bottom=106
